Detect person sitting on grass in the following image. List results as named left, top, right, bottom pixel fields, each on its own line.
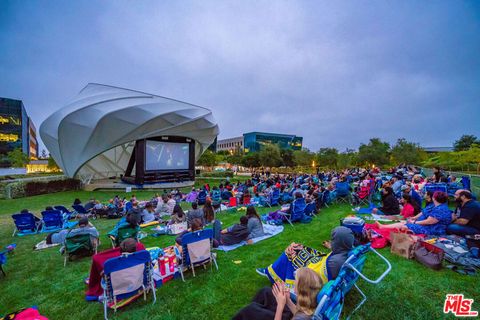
left=400, top=194, right=420, bottom=219
left=376, top=191, right=452, bottom=235
left=46, top=217, right=99, bottom=246
left=256, top=226, right=354, bottom=287
left=233, top=267, right=323, bottom=320
left=246, top=206, right=265, bottom=243
left=401, top=184, right=422, bottom=209
left=447, top=190, right=480, bottom=236
left=169, top=204, right=186, bottom=225
left=372, top=187, right=400, bottom=216
left=187, top=202, right=204, bottom=228
left=141, top=203, right=156, bottom=224
left=218, top=216, right=250, bottom=246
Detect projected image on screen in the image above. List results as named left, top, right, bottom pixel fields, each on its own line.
left=145, top=141, right=190, bottom=171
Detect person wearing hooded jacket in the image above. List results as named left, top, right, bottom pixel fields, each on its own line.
left=255, top=226, right=355, bottom=288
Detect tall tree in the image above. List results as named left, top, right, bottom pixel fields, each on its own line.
left=196, top=150, right=218, bottom=167
left=7, top=148, right=29, bottom=168
left=316, top=148, right=339, bottom=168
left=259, top=144, right=283, bottom=167
left=241, top=152, right=261, bottom=168
left=357, top=138, right=390, bottom=166
left=391, top=138, right=426, bottom=165
left=453, top=134, right=480, bottom=151
left=293, top=149, right=315, bottom=167
left=337, top=149, right=358, bottom=169
left=280, top=148, right=295, bottom=167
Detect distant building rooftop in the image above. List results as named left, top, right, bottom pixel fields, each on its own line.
left=423, top=147, right=453, bottom=153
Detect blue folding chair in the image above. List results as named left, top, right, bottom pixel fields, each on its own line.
left=12, top=213, right=41, bottom=236
left=306, top=244, right=391, bottom=319
left=197, top=190, right=207, bottom=205
left=279, top=197, right=307, bottom=226
left=41, top=210, right=64, bottom=233
left=461, top=176, right=471, bottom=191
left=424, top=183, right=448, bottom=194
left=311, top=276, right=345, bottom=320
left=211, top=189, right=222, bottom=209
left=320, top=190, right=332, bottom=208
left=101, top=250, right=156, bottom=320
left=72, top=204, right=90, bottom=215
left=332, top=244, right=391, bottom=319
left=264, top=188, right=281, bottom=207
left=54, top=205, right=76, bottom=220
left=0, top=251, right=6, bottom=276
left=304, top=201, right=317, bottom=217
left=176, top=229, right=218, bottom=281
left=334, top=182, right=351, bottom=204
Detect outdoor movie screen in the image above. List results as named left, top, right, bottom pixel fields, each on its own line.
left=145, top=140, right=190, bottom=171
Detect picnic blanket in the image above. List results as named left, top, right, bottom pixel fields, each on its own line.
left=433, top=236, right=480, bottom=269
left=85, top=242, right=146, bottom=301
left=363, top=214, right=404, bottom=222
left=217, top=224, right=284, bottom=252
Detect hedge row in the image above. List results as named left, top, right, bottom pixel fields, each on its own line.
left=5, top=178, right=82, bottom=199
left=197, top=171, right=234, bottom=178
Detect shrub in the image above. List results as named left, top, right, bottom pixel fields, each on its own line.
left=198, top=170, right=234, bottom=178
left=24, top=179, right=81, bottom=197
left=4, top=178, right=82, bottom=199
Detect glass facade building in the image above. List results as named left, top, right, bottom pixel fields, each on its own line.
left=243, top=132, right=302, bottom=153
left=0, top=98, right=38, bottom=167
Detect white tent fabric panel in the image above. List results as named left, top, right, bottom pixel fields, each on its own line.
left=40, top=83, right=219, bottom=179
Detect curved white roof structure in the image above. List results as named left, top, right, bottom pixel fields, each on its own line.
left=40, top=83, right=219, bottom=179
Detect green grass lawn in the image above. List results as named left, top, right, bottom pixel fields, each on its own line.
left=0, top=186, right=478, bottom=319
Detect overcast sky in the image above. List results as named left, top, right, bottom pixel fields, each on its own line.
left=1, top=1, right=479, bottom=152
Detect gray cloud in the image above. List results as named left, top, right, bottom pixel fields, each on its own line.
left=1, top=0, right=479, bottom=153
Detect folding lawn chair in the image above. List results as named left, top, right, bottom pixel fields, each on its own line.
left=304, top=243, right=391, bottom=320
left=304, top=201, right=318, bottom=217
left=211, top=189, right=222, bottom=209
left=356, top=185, right=371, bottom=207
left=12, top=213, right=41, bottom=236
left=265, top=188, right=280, bottom=207
left=63, top=233, right=98, bottom=266
left=320, top=190, right=332, bottom=208
left=176, top=229, right=218, bottom=281
left=243, top=193, right=251, bottom=205
left=0, top=251, right=6, bottom=276
left=228, top=197, right=238, bottom=208
left=461, top=176, right=471, bottom=191
left=41, top=210, right=65, bottom=233
left=424, top=183, right=447, bottom=194
left=336, top=244, right=391, bottom=318
left=101, top=250, right=156, bottom=320
left=334, top=182, right=351, bottom=204
left=278, top=197, right=306, bottom=226
left=54, top=205, right=76, bottom=220
left=109, top=224, right=139, bottom=248
left=72, top=204, right=96, bottom=219
left=197, top=190, right=207, bottom=205
left=311, top=276, right=345, bottom=320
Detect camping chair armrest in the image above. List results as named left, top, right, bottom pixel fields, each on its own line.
left=344, top=247, right=391, bottom=284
